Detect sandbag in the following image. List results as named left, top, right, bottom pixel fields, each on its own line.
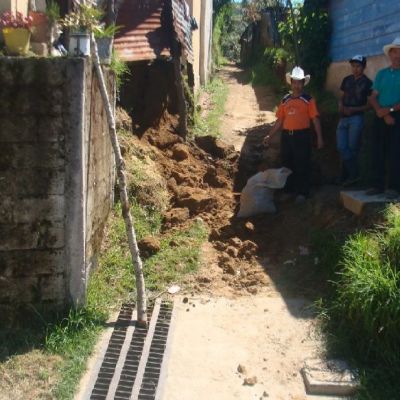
left=237, top=167, right=292, bottom=217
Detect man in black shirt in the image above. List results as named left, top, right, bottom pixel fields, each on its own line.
left=336, top=55, right=372, bottom=186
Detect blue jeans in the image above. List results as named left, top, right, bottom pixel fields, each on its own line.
left=336, top=114, right=364, bottom=179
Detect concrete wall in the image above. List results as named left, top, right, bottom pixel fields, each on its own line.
left=0, top=58, right=115, bottom=323
left=187, top=0, right=213, bottom=88
left=0, top=0, right=29, bottom=15
left=327, top=0, right=400, bottom=94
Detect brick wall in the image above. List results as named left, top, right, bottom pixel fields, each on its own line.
left=0, top=58, right=115, bottom=324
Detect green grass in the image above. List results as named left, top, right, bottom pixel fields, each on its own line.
left=192, top=77, right=229, bottom=137
left=316, top=205, right=400, bottom=399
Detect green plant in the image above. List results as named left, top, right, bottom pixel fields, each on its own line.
left=191, top=77, right=228, bottom=137
left=110, top=51, right=130, bottom=89
left=45, top=0, right=60, bottom=23
left=93, top=23, right=122, bottom=38
left=59, top=3, right=103, bottom=32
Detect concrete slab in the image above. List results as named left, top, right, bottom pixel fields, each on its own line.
left=340, top=190, right=398, bottom=215
left=301, top=359, right=359, bottom=397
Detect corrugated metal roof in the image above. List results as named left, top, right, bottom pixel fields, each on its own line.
left=171, top=0, right=194, bottom=64
left=114, top=0, right=193, bottom=63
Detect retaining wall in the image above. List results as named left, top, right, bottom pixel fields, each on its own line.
left=0, top=57, right=115, bottom=324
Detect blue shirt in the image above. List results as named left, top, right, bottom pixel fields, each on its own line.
left=372, top=67, right=400, bottom=107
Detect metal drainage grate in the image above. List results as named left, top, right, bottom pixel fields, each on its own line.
left=137, top=301, right=173, bottom=400
left=113, top=321, right=149, bottom=399
left=90, top=303, right=134, bottom=400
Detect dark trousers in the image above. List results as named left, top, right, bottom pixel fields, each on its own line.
left=370, top=112, right=400, bottom=192
left=281, top=130, right=312, bottom=196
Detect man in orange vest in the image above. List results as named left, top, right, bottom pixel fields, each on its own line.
left=263, top=66, right=324, bottom=203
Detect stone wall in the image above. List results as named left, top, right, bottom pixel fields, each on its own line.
left=0, top=57, right=115, bottom=323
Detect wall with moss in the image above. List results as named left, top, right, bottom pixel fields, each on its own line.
left=0, top=58, right=115, bottom=324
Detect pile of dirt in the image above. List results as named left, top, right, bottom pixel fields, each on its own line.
left=120, top=113, right=369, bottom=298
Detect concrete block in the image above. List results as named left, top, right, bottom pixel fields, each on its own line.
left=37, top=116, right=64, bottom=142
left=0, top=221, right=64, bottom=250
left=0, top=197, right=13, bottom=223
left=0, top=117, right=37, bottom=142
left=39, top=273, right=66, bottom=301
left=10, top=143, right=65, bottom=169
left=301, top=359, right=360, bottom=396
left=13, top=196, right=65, bottom=223
left=0, top=250, right=64, bottom=276
left=340, top=190, right=396, bottom=216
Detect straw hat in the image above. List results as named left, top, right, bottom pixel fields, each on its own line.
left=383, top=37, right=400, bottom=57
left=285, top=66, right=310, bottom=86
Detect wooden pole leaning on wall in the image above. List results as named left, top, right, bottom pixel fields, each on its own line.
left=90, top=33, right=148, bottom=326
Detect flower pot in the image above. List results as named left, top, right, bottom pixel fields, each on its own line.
left=95, top=37, right=113, bottom=64
left=2, top=27, right=31, bottom=56
left=29, top=11, right=48, bottom=42
left=68, top=32, right=90, bottom=57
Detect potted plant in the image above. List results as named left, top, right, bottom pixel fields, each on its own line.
left=29, top=0, right=48, bottom=43
left=0, top=11, right=33, bottom=56
left=93, top=23, right=121, bottom=65
left=59, top=3, right=102, bottom=57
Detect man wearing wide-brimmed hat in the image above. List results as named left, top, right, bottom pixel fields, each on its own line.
left=336, top=55, right=372, bottom=187
left=367, top=37, right=400, bottom=198
left=263, top=66, right=323, bottom=203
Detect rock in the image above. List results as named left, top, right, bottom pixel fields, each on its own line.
left=237, top=364, right=247, bottom=374
left=244, top=221, right=255, bottom=232
left=243, top=376, right=258, bottom=386
left=182, top=297, right=189, bottom=303
left=209, top=228, right=220, bottom=241
left=175, top=187, right=213, bottom=214
left=138, top=236, right=160, bottom=257
left=247, top=287, right=258, bottom=295
left=147, top=130, right=181, bottom=149
left=163, top=207, right=190, bottom=224
left=225, top=264, right=237, bottom=275
left=226, top=246, right=239, bottom=257
left=172, top=143, right=190, bottom=161
left=263, top=391, right=269, bottom=397
left=195, top=135, right=235, bottom=158
left=228, top=237, right=242, bottom=248
left=203, top=166, right=228, bottom=188
left=213, top=241, right=226, bottom=251
left=196, top=276, right=211, bottom=283
left=239, top=240, right=258, bottom=258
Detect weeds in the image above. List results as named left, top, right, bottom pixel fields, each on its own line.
left=317, top=205, right=400, bottom=399
left=192, top=77, right=228, bottom=137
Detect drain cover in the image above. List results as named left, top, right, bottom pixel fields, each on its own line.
left=82, top=299, right=173, bottom=400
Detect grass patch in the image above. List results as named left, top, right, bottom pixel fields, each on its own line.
left=192, top=77, right=228, bottom=137
left=316, top=205, right=400, bottom=399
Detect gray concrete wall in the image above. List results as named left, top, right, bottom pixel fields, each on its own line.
left=0, top=58, right=115, bottom=322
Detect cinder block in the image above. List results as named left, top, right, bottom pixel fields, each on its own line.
left=13, top=196, right=65, bottom=223
left=340, top=190, right=395, bottom=216
left=301, top=359, right=360, bottom=396
left=39, top=273, right=66, bottom=301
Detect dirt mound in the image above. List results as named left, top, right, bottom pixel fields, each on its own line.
left=121, top=120, right=359, bottom=298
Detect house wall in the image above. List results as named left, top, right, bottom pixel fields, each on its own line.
left=187, top=0, right=201, bottom=89
left=0, top=58, right=115, bottom=324
left=0, top=0, right=29, bottom=15
left=327, top=0, right=400, bottom=93
left=187, top=0, right=212, bottom=88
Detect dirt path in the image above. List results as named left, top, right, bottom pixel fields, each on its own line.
left=219, top=64, right=276, bottom=151
left=161, top=66, right=341, bottom=399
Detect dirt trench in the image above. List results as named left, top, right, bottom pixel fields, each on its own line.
left=118, top=64, right=368, bottom=399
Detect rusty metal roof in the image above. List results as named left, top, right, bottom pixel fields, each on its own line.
left=114, top=0, right=193, bottom=63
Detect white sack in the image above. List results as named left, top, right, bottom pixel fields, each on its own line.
left=237, top=167, right=292, bottom=217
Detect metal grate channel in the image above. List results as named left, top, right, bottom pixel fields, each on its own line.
left=113, top=304, right=156, bottom=400
left=137, top=301, right=173, bottom=400
left=90, top=303, right=134, bottom=400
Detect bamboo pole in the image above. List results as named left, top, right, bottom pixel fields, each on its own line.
left=90, top=33, right=148, bottom=325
